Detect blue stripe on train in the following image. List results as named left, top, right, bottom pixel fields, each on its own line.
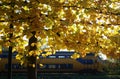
left=0, top=51, right=74, bottom=58
left=76, top=58, right=94, bottom=64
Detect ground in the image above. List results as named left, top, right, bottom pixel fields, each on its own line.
left=0, top=72, right=120, bottom=79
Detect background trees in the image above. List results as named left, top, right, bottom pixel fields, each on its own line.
left=0, top=0, right=120, bottom=79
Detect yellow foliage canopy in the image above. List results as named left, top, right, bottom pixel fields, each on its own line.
left=0, top=0, right=120, bottom=63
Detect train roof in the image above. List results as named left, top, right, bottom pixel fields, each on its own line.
left=0, top=51, right=95, bottom=58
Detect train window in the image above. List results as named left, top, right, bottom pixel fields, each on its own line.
left=87, top=60, right=93, bottom=64
left=48, top=65, right=56, bottom=69
left=66, top=56, right=71, bottom=58
left=66, top=64, right=73, bottom=69
left=56, top=64, right=73, bottom=69
left=58, top=64, right=61, bottom=69
left=48, top=56, right=56, bottom=58
left=58, top=56, right=65, bottom=58
left=59, top=64, right=66, bottom=69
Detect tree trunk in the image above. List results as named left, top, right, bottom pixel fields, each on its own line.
left=8, top=24, right=13, bottom=79
left=27, top=31, right=37, bottom=79
left=27, top=56, right=37, bottom=79
left=8, top=46, right=12, bottom=79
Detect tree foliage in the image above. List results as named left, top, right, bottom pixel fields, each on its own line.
left=0, top=0, right=120, bottom=64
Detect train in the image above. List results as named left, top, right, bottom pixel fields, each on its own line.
left=0, top=50, right=103, bottom=73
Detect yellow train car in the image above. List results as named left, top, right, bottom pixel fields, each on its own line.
left=0, top=51, right=103, bottom=73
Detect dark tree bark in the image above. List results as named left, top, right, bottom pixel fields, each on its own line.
left=8, top=1, right=15, bottom=78
left=8, top=24, right=13, bottom=79
left=27, top=31, right=37, bottom=79
left=27, top=56, right=37, bottom=79
left=8, top=46, right=12, bottom=79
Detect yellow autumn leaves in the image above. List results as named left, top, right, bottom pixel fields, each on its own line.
left=0, top=0, right=120, bottom=64
left=28, top=50, right=42, bottom=56
left=71, top=53, right=80, bottom=59
left=0, top=45, right=2, bottom=54
left=27, top=63, right=43, bottom=68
